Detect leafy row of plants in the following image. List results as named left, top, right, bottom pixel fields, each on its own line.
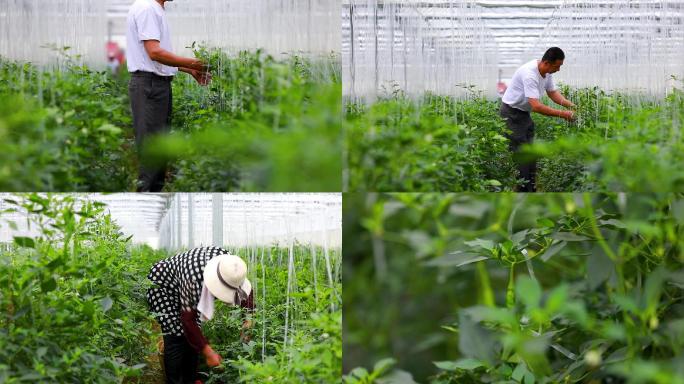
left=0, top=45, right=342, bottom=191
left=0, top=51, right=135, bottom=191
left=343, top=193, right=684, bottom=383
left=0, top=194, right=342, bottom=383
left=345, top=81, right=684, bottom=192
left=144, top=46, right=342, bottom=192
left=198, top=243, right=342, bottom=383
left=0, top=194, right=161, bottom=383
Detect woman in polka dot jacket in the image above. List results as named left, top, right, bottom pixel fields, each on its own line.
left=147, top=246, right=255, bottom=384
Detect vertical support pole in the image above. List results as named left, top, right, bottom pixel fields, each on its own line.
left=349, top=2, right=355, bottom=97
left=188, top=194, right=195, bottom=249
left=176, top=194, right=182, bottom=249
left=212, top=193, right=223, bottom=247
left=373, top=3, right=379, bottom=97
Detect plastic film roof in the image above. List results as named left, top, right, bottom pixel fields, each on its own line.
left=0, top=0, right=339, bottom=66
left=342, top=0, right=684, bottom=99
left=0, top=193, right=341, bottom=250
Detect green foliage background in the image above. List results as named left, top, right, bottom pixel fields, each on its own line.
left=345, top=83, right=684, bottom=192
left=0, top=46, right=341, bottom=191
left=343, top=193, right=684, bottom=384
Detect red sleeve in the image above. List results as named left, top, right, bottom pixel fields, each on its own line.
left=241, top=291, right=255, bottom=312
left=180, top=309, right=208, bottom=353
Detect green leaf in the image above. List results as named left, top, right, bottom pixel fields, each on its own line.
left=13, top=236, right=35, bottom=248
left=424, top=252, right=489, bottom=268
left=536, top=218, right=555, bottom=228
left=449, top=201, right=490, bottom=219
left=613, top=294, right=639, bottom=314
left=464, top=238, right=495, bottom=251
left=40, top=277, right=57, bottom=293
left=511, top=229, right=529, bottom=246
left=668, top=270, right=684, bottom=289
left=539, top=241, right=566, bottom=262
left=45, top=256, right=65, bottom=271
left=434, top=358, right=485, bottom=371
left=82, top=301, right=95, bottom=318
left=642, top=267, right=665, bottom=313
left=458, top=311, right=497, bottom=364
left=545, top=284, right=568, bottom=313
left=512, top=362, right=530, bottom=381
left=372, top=358, right=396, bottom=376
left=517, top=275, right=542, bottom=310
left=562, top=301, right=589, bottom=327
left=376, top=370, right=418, bottom=384
left=464, top=306, right=517, bottom=328
left=19, top=373, right=45, bottom=381
left=97, top=123, right=122, bottom=135
left=552, top=232, right=590, bottom=242
left=598, top=219, right=627, bottom=229
left=587, top=245, right=614, bottom=290
left=348, top=367, right=369, bottom=379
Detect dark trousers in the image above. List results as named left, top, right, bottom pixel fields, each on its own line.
left=129, top=72, right=173, bottom=192
left=499, top=102, right=537, bottom=192
left=163, top=334, right=199, bottom=384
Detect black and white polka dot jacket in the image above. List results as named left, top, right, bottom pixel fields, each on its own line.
left=146, top=247, right=254, bottom=350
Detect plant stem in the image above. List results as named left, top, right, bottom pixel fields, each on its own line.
left=507, top=265, right=515, bottom=308
left=582, top=194, right=625, bottom=294
left=477, top=262, right=495, bottom=307
left=582, top=194, right=617, bottom=261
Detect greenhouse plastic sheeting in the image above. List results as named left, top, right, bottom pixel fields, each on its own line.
left=0, top=193, right=341, bottom=250
left=0, top=0, right=339, bottom=66
left=343, top=0, right=684, bottom=99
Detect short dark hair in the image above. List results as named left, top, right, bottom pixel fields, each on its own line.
left=542, top=47, right=565, bottom=63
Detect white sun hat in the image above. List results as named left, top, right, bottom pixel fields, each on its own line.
left=203, top=254, right=252, bottom=305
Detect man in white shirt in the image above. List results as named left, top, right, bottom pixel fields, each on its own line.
left=126, top=0, right=211, bottom=192
left=500, top=47, right=576, bottom=192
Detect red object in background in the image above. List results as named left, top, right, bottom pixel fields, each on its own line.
left=106, top=41, right=125, bottom=65
left=497, top=81, right=507, bottom=96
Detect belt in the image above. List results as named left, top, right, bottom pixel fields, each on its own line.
left=502, top=103, right=528, bottom=114
left=131, top=71, right=174, bottom=81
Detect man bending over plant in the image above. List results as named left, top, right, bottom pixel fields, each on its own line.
left=126, top=0, right=211, bottom=192
left=499, top=47, right=576, bottom=192
left=147, top=247, right=254, bottom=384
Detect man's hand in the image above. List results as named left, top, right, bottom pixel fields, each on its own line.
left=189, top=59, right=210, bottom=73
left=143, top=40, right=207, bottom=71
left=560, top=110, right=576, bottom=122
left=202, top=344, right=222, bottom=367
left=190, top=69, right=212, bottom=86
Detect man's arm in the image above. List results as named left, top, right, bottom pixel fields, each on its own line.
left=528, top=98, right=574, bottom=121
left=547, top=90, right=576, bottom=109
left=143, top=40, right=205, bottom=71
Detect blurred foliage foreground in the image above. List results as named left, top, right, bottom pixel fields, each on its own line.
left=343, top=193, right=684, bottom=384
left=0, top=46, right=341, bottom=191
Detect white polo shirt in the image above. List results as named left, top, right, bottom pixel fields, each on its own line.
left=126, top=0, right=178, bottom=77
left=502, top=59, right=557, bottom=112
